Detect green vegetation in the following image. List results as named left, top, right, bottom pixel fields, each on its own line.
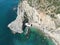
left=28, top=0, right=60, bottom=17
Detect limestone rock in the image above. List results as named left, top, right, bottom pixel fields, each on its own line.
left=8, top=0, right=56, bottom=34
left=8, top=0, right=60, bottom=45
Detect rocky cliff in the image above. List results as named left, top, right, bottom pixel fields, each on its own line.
left=8, top=0, right=60, bottom=45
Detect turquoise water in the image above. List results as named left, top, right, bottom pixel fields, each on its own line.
left=13, top=27, right=55, bottom=45
left=0, top=0, right=55, bottom=45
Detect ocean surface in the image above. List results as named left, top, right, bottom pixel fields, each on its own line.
left=0, top=0, right=55, bottom=45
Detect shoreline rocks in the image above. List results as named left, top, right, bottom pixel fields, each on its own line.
left=8, top=0, right=60, bottom=45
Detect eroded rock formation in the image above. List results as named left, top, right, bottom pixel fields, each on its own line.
left=8, top=0, right=60, bottom=45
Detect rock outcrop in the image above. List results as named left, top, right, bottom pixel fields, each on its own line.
left=8, top=0, right=60, bottom=45
left=8, top=0, right=56, bottom=34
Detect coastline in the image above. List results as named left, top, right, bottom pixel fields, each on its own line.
left=8, top=0, right=60, bottom=45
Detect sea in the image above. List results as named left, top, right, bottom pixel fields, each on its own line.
left=0, top=0, right=55, bottom=45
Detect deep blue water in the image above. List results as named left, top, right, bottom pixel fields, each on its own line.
left=0, top=0, right=55, bottom=45
left=0, top=0, right=19, bottom=45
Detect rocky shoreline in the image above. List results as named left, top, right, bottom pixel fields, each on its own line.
left=8, top=0, right=60, bottom=45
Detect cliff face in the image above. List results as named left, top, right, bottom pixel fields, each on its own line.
left=8, top=0, right=60, bottom=45
left=8, top=0, right=56, bottom=34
